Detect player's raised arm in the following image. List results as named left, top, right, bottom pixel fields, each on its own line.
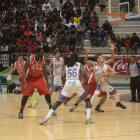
left=48, top=59, right=53, bottom=77
left=23, top=59, right=30, bottom=90
left=61, top=68, right=66, bottom=85
left=80, top=64, right=88, bottom=89
left=43, top=59, right=50, bottom=89
left=105, top=43, right=115, bottom=65
left=106, top=65, right=116, bottom=76
left=84, top=47, right=95, bottom=66
left=5, top=62, right=17, bottom=77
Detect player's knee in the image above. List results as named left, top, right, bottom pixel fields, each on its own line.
left=85, top=98, right=91, bottom=108
left=53, top=101, right=62, bottom=110
left=45, top=94, right=51, bottom=103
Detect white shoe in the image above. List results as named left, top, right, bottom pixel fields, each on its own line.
left=40, top=119, right=48, bottom=125
left=85, top=119, right=94, bottom=124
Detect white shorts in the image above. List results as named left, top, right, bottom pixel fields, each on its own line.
left=51, top=75, right=63, bottom=90
left=58, top=80, right=89, bottom=102
left=96, top=84, right=117, bottom=96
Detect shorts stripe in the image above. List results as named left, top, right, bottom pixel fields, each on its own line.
left=57, top=94, right=70, bottom=102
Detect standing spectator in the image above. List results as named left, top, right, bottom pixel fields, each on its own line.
left=99, top=27, right=107, bottom=47
left=130, top=33, right=139, bottom=53
left=102, top=20, right=113, bottom=35
left=99, top=0, right=107, bottom=12
left=126, top=56, right=140, bottom=102
left=124, top=34, right=131, bottom=52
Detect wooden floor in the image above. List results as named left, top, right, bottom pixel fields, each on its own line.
left=0, top=90, right=140, bottom=140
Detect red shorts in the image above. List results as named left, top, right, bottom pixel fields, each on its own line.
left=23, top=76, right=49, bottom=96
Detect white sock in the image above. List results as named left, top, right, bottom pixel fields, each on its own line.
left=44, top=109, right=54, bottom=120
left=86, top=108, right=91, bottom=120
left=90, top=91, right=100, bottom=105
left=114, top=93, right=120, bottom=103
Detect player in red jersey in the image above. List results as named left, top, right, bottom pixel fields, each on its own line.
left=5, top=54, right=37, bottom=107
left=18, top=48, right=56, bottom=119
left=69, top=44, right=115, bottom=112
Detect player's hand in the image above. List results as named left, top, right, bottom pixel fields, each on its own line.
left=24, top=83, right=27, bottom=91
left=110, top=43, right=115, bottom=51
left=86, top=47, right=91, bottom=53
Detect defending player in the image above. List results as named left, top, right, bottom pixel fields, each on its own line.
left=18, top=48, right=56, bottom=119
left=93, top=54, right=127, bottom=109
left=5, top=54, right=37, bottom=107
left=49, top=50, right=65, bottom=95
left=40, top=53, right=94, bottom=125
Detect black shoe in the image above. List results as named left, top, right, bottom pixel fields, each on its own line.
left=69, top=105, right=77, bottom=112
left=18, top=111, right=23, bottom=119
left=116, top=102, right=127, bottom=109
left=95, top=107, right=104, bottom=112
left=129, top=99, right=137, bottom=102
left=52, top=112, right=57, bottom=116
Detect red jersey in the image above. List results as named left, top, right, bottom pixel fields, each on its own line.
left=16, top=61, right=25, bottom=79
left=27, top=55, right=45, bottom=78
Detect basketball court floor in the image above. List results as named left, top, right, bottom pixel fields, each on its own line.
left=0, top=89, right=140, bottom=140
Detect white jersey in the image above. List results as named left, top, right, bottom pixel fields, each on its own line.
left=95, top=63, right=109, bottom=85
left=66, top=62, right=81, bottom=81
left=52, top=57, right=64, bottom=76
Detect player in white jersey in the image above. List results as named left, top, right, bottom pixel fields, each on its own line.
left=49, top=50, right=64, bottom=95
left=92, top=54, right=127, bottom=109
left=40, top=53, right=94, bottom=125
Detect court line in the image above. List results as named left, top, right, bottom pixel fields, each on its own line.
left=55, top=133, right=140, bottom=140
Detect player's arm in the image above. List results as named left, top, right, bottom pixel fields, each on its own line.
left=80, top=64, right=88, bottom=89
left=61, top=68, right=66, bottom=85
left=62, top=58, right=65, bottom=70
left=43, top=59, right=50, bottom=89
left=106, top=65, right=116, bottom=76
left=23, top=59, right=30, bottom=90
left=48, top=59, right=53, bottom=76
left=93, top=68, right=101, bottom=84
left=5, top=62, right=17, bottom=77
left=84, top=47, right=95, bottom=66
left=104, top=43, right=115, bottom=65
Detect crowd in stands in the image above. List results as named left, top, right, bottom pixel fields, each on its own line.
left=0, top=0, right=139, bottom=53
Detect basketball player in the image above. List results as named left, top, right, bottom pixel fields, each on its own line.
left=40, top=53, right=94, bottom=125
left=93, top=54, right=127, bottom=109
left=5, top=54, right=37, bottom=107
left=49, top=50, right=64, bottom=95
left=69, top=45, right=115, bottom=112
left=18, top=48, right=56, bottom=119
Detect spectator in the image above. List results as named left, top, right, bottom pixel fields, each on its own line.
left=31, top=41, right=39, bottom=53
left=63, top=0, right=73, bottom=10
left=76, top=6, right=82, bottom=16
left=58, top=0, right=64, bottom=11
left=0, top=43, right=9, bottom=51
left=9, top=19, right=18, bottom=37
left=74, top=14, right=82, bottom=25
left=83, top=5, right=91, bottom=16
left=24, top=28, right=32, bottom=38
left=69, top=33, right=76, bottom=52
left=35, top=19, right=46, bottom=32
left=77, top=20, right=87, bottom=36
left=130, top=33, right=139, bottom=52
left=47, top=35, right=53, bottom=52
left=76, top=34, right=83, bottom=51
left=92, top=12, right=99, bottom=25
left=102, top=20, right=113, bottom=35
left=28, top=19, right=35, bottom=31
left=124, top=34, right=131, bottom=52
left=82, top=0, right=87, bottom=7
left=74, top=0, right=80, bottom=7
left=99, top=0, right=107, bottom=12
left=50, top=0, right=55, bottom=8
left=42, top=0, right=51, bottom=11
left=61, top=43, right=69, bottom=53
left=89, top=18, right=98, bottom=28
left=88, top=0, right=95, bottom=12
left=36, top=29, right=42, bottom=45
left=83, top=13, right=91, bottom=27
left=26, top=37, right=32, bottom=52
left=66, top=6, right=75, bottom=22
left=66, top=18, right=77, bottom=34
left=99, top=28, right=107, bottom=47
left=116, top=35, right=123, bottom=52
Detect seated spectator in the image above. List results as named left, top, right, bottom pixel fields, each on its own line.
left=22, top=43, right=28, bottom=53
left=69, top=33, right=76, bottom=52
left=90, top=27, right=100, bottom=47
left=99, top=28, right=107, bottom=47
left=42, top=0, right=51, bottom=11
left=43, top=42, right=49, bottom=53
left=42, top=33, right=47, bottom=45
left=89, top=18, right=98, bottom=28
left=31, top=41, right=39, bottom=53
left=19, top=20, right=26, bottom=36
left=83, top=5, right=91, bottom=16
left=74, top=14, right=82, bottom=25
left=88, top=0, right=95, bottom=12
left=66, top=6, right=75, bottom=22
left=47, top=35, right=53, bottom=52
left=28, top=19, right=35, bottom=31
left=9, top=19, right=18, bottom=37
left=66, top=18, right=77, bottom=34
left=76, top=34, right=83, bottom=51
left=58, top=32, right=67, bottom=47
left=59, top=0, right=64, bottom=11
left=35, top=19, right=46, bottom=32
left=36, top=29, right=42, bottom=45
left=26, top=37, right=32, bottom=52
left=92, top=12, right=99, bottom=25
left=116, top=35, right=123, bottom=52
left=76, top=6, right=82, bottom=16
left=83, top=13, right=91, bottom=27
left=82, top=0, right=87, bottom=7
left=0, top=43, right=9, bottom=51
left=61, top=43, right=69, bottom=53
left=50, top=0, right=55, bottom=8
left=77, top=20, right=87, bottom=36
left=63, top=0, right=73, bottom=10
left=102, top=20, right=113, bottom=35
left=130, top=33, right=140, bottom=52
left=124, top=34, right=131, bottom=52
left=24, top=28, right=32, bottom=38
